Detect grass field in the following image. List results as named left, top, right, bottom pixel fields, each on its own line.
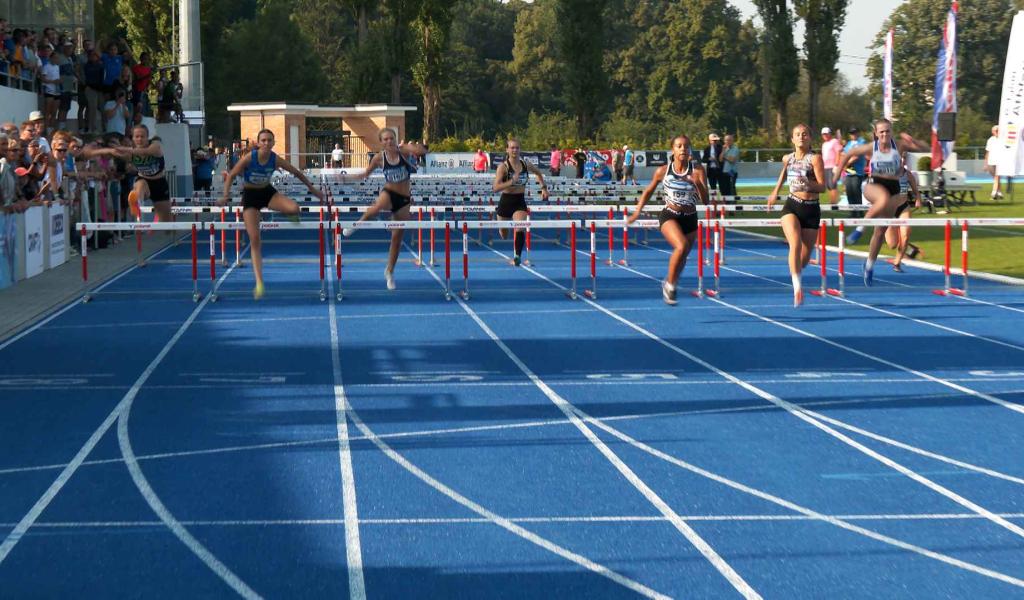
left=732, top=183, right=1024, bottom=279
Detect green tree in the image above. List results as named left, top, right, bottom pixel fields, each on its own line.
left=115, top=0, right=173, bottom=64
left=793, top=0, right=848, bottom=131
left=412, top=0, right=458, bottom=144
left=554, top=0, right=608, bottom=139
left=508, top=1, right=564, bottom=120
left=866, top=0, right=1015, bottom=139
left=204, top=0, right=328, bottom=138
left=754, top=0, right=800, bottom=139
left=381, top=0, right=416, bottom=103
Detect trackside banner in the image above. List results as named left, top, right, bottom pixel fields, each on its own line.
left=997, top=11, right=1024, bottom=177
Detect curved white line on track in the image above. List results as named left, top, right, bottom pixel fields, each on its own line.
left=484, top=245, right=1024, bottom=550
left=115, top=252, right=262, bottom=598
left=411, top=244, right=761, bottom=599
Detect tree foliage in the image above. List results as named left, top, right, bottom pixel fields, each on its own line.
left=754, top=0, right=800, bottom=139
left=793, top=0, right=848, bottom=131
left=866, top=0, right=1015, bottom=139
left=554, top=0, right=609, bottom=139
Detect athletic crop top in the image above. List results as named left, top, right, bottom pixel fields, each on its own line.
left=870, top=139, right=902, bottom=178
left=381, top=150, right=416, bottom=184
left=786, top=152, right=817, bottom=193
left=662, top=160, right=700, bottom=207
left=244, top=150, right=276, bottom=186
left=132, top=150, right=165, bottom=178
left=501, top=158, right=529, bottom=187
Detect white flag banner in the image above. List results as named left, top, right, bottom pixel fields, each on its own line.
left=997, top=11, right=1024, bottom=177
left=883, top=28, right=894, bottom=121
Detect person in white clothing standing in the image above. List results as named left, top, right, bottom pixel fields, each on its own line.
left=986, top=126, right=1004, bottom=199
left=330, top=143, right=344, bottom=168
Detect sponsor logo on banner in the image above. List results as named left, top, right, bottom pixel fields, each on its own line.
left=425, top=153, right=478, bottom=173
left=24, top=206, right=45, bottom=278
left=645, top=151, right=668, bottom=167
left=49, top=207, right=67, bottom=268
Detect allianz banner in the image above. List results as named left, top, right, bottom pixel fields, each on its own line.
left=425, top=153, right=479, bottom=174
left=48, top=205, right=67, bottom=268
left=24, top=205, right=44, bottom=278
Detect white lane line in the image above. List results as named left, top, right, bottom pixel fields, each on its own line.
left=114, top=253, right=261, bottom=599
left=413, top=248, right=761, bottom=600
left=0, top=236, right=186, bottom=351
left=7, top=512, right=1024, bottom=528
left=0, top=247, right=265, bottom=596
left=326, top=264, right=367, bottom=600
left=496, top=246, right=1024, bottom=541
left=603, top=258, right=1024, bottom=484
left=633, top=241, right=1024, bottom=416
left=40, top=315, right=329, bottom=331
left=577, top=409, right=1024, bottom=588
left=952, top=294, right=1024, bottom=315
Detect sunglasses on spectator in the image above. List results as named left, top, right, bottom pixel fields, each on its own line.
left=54, top=147, right=68, bottom=152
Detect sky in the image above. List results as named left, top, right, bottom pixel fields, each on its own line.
left=730, top=0, right=908, bottom=91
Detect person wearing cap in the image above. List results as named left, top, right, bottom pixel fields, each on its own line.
left=701, top=133, right=724, bottom=194
left=27, top=112, right=51, bottom=154
left=621, top=144, right=636, bottom=185
left=820, top=127, right=843, bottom=205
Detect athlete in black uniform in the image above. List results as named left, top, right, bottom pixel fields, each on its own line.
left=492, top=138, right=549, bottom=265
left=101, top=124, right=173, bottom=227
left=342, top=128, right=427, bottom=290
left=768, top=124, right=827, bottom=307
left=627, top=135, right=708, bottom=305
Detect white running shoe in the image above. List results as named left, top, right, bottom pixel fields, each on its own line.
left=662, top=281, right=678, bottom=305
left=385, top=269, right=396, bottom=290
left=342, top=226, right=355, bottom=237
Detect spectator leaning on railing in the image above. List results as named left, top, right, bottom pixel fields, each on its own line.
left=0, top=133, right=19, bottom=211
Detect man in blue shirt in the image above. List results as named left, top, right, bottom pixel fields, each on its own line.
left=842, top=127, right=868, bottom=243
left=100, top=42, right=123, bottom=95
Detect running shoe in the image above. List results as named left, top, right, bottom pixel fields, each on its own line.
left=892, top=263, right=904, bottom=273
left=342, top=226, right=355, bottom=237
left=127, top=190, right=140, bottom=219
left=846, top=229, right=863, bottom=244
left=253, top=281, right=265, bottom=300
left=385, top=269, right=396, bottom=290
left=513, top=254, right=521, bottom=267
left=863, top=262, right=874, bottom=286
left=906, top=243, right=922, bottom=259
left=662, top=281, right=677, bottom=305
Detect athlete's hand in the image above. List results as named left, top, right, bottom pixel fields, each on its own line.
left=626, top=210, right=640, bottom=225
left=312, top=189, right=325, bottom=202
left=540, top=187, right=549, bottom=201
left=215, top=196, right=229, bottom=207
left=766, top=194, right=777, bottom=210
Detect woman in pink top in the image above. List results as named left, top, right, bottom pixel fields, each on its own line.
left=549, top=145, right=562, bottom=176
left=820, top=127, right=843, bottom=204
left=473, top=149, right=488, bottom=173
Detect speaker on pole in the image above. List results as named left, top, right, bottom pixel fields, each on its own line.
left=937, top=112, right=957, bottom=141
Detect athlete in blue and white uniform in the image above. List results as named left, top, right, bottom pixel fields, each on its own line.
left=218, top=128, right=324, bottom=299
left=492, top=138, right=549, bottom=266
left=628, top=134, right=708, bottom=305
left=341, top=128, right=427, bottom=290
left=834, top=118, right=929, bottom=285
left=768, top=124, right=827, bottom=307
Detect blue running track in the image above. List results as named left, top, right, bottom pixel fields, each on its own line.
left=1, top=220, right=1023, bottom=598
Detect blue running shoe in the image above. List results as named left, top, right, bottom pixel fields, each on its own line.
left=863, top=262, right=874, bottom=287
left=846, top=229, right=862, bottom=244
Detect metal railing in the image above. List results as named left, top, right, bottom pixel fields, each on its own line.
left=0, top=67, right=40, bottom=93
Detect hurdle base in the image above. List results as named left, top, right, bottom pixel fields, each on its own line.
left=210, top=293, right=218, bottom=303
left=82, top=293, right=92, bottom=304
left=192, top=292, right=202, bottom=303
left=584, top=289, right=597, bottom=299
left=336, top=292, right=343, bottom=302
left=566, top=289, right=578, bottom=300
left=932, top=289, right=950, bottom=296
left=704, top=290, right=719, bottom=298
left=826, top=288, right=844, bottom=297
left=137, top=259, right=147, bottom=268
left=617, top=259, right=629, bottom=267
left=809, top=290, right=826, bottom=297
left=947, top=288, right=967, bottom=297
left=690, top=290, right=704, bottom=298
left=458, top=290, right=471, bottom=301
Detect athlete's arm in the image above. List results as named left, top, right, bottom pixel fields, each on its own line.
left=217, top=152, right=251, bottom=206
left=525, top=161, right=549, bottom=200
left=767, top=154, right=790, bottom=209
left=277, top=157, right=324, bottom=201
left=627, top=166, right=666, bottom=224
left=344, top=153, right=381, bottom=183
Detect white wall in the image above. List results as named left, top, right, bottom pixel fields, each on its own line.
left=155, top=123, right=193, bottom=196
left=0, top=86, right=38, bottom=125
